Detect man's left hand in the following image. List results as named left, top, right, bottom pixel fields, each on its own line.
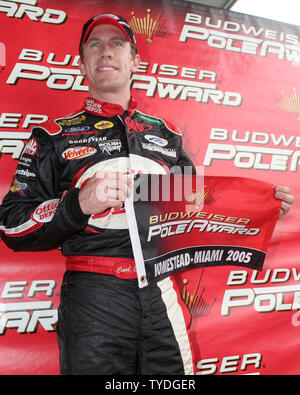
left=275, top=185, right=294, bottom=220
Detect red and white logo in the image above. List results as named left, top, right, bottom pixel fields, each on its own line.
left=85, top=98, right=102, bottom=114
left=31, top=199, right=59, bottom=223
left=23, top=138, right=38, bottom=156
left=125, top=117, right=152, bottom=134
left=62, top=146, right=97, bottom=160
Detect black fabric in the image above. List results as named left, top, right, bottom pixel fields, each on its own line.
left=56, top=271, right=184, bottom=375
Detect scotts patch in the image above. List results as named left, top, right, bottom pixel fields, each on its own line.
left=94, top=121, right=114, bottom=130
left=10, top=178, right=28, bottom=196
left=136, top=112, right=164, bottom=125
left=31, top=199, right=59, bottom=223
left=23, top=138, right=38, bottom=156
left=144, top=134, right=168, bottom=147
left=62, top=146, right=97, bottom=160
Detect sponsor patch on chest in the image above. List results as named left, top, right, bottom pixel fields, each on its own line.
left=62, top=146, right=97, bottom=160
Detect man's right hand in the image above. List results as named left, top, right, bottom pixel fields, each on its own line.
left=78, top=171, right=132, bottom=215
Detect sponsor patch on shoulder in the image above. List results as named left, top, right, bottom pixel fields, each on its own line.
left=31, top=199, right=59, bottom=223
left=142, top=143, right=176, bottom=157
left=10, top=178, right=28, bottom=196
left=144, top=134, right=168, bottom=147
left=58, top=115, right=86, bottom=126
left=136, top=112, right=163, bottom=125
left=23, top=138, right=38, bottom=156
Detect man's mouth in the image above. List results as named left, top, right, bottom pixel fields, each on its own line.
left=97, top=66, right=117, bottom=72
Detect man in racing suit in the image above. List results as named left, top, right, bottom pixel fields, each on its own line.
left=0, top=14, right=196, bottom=375
left=0, top=14, right=294, bottom=375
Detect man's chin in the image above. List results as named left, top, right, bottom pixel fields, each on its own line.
left=95, top=81, right=130, bottom=94
left=97, top=80, right=120, bottom=91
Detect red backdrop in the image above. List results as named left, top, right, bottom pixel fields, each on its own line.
left=0, top=0, right=300, bottom=374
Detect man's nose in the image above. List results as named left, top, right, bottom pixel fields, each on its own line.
left=100, top=44, right=113, bottom=58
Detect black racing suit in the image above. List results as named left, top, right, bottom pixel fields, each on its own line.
left=0, top=97, right=195, bottom=374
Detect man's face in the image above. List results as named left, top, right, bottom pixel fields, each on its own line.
left=80, top=24, right=140, bottom=96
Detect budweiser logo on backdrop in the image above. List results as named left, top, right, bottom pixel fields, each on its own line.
left=0, top=0, right=67, bottom=25
left=279, top=89, right=300, bottom=121
left=129, top=8, right=174, bottom=43
left=181, top=270, right=216, bottom=319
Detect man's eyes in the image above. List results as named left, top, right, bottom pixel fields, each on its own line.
left=89, top=40, right=124, bottom=48
left=112, top=40, right=124, bottom=47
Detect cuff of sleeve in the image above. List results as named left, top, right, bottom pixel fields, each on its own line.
left=63, top=188, right=90, bottom=229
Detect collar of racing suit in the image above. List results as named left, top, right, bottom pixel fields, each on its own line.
left=83, top=96, right=138, bottom=117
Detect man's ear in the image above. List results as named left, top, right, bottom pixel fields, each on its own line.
left=131, top=53, right=141, bottom=73
left=79, top=58, right=86, bottom=76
